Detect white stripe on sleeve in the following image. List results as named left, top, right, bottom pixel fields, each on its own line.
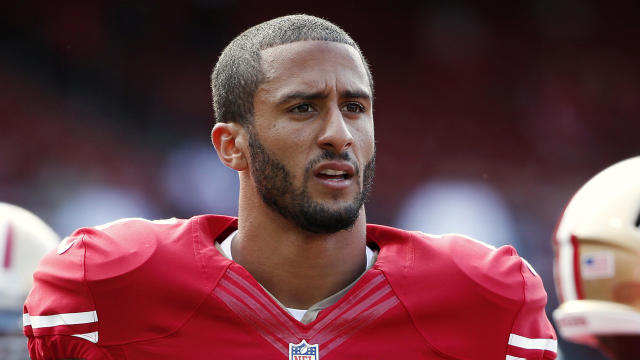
left=23, top=311, right=98, bottom=329
left=506, top=356, right=526, bottom=360
left=508, top=333, right=557, bottom=352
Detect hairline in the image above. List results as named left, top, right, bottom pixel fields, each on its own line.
left=211, top=15, right=374, bottom=127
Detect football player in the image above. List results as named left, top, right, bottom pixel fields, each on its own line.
left=0, top=203, right=59, bottom=360
left=553, top=156, right=640, bottom=359
left=24, top=14, right=557, bottom=359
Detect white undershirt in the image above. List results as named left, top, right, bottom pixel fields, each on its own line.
left=219, top=230, right=375, bottom=322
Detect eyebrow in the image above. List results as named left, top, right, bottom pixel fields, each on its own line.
left=343, top=90, right=371, bottom=101
left=276, top=91, right=327, bottom=106
left=276, top=89, right=372, bottom=106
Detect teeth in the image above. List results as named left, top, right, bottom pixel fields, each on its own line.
left=320, top=169, right=346, bottom=176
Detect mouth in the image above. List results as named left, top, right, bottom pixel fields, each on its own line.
left=313, top=162, right=356, bottom=189
left=317, top=168, right=350, bottom=180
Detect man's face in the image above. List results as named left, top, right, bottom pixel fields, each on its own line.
left=248, top=41, right=375, bottom=234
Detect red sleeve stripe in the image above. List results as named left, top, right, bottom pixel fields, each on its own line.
left=23, top=311, right=98, bottom=329
left=508, top=333, right=557, bottom=352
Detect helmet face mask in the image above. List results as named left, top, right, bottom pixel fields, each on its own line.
left=552, top=157, right=640, bottom=348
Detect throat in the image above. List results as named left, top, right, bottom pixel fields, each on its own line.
left=218, top=229, right=375, bottom=310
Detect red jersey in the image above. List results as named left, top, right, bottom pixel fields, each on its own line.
left=23, top=215, right=557, bottom=359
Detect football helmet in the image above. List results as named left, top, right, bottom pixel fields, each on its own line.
left=552, top=156, right=640, bottom=346
left=0, top=203, right=59, bottom=334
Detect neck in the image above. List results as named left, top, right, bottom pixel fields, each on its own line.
left=233, top=184, right=368, bottom=309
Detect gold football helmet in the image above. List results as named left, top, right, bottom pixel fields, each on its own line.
left=552, top=156, right=640, bottom=349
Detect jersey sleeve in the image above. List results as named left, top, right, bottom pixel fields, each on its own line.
left=506, top=257, right=558, bottom=360
left=23, top=232, right=106, bottom=359
left=23, top=216, right=218, bottom=358
left=449, top=237, right=558, bottom=360
left=369, top=227, right=559, bottom=360
left=28, top=334, right=113, bottom=360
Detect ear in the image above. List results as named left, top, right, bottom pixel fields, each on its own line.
left=211, top=122, right=248, bottom=171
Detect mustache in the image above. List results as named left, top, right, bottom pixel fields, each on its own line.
left=304, top=150, right=360, bottom=176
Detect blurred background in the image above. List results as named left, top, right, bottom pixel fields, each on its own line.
left=1, top=0, right=639, bottom=358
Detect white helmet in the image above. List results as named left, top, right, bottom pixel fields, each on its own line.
left=552, top=156, right=640, bottom=347
left=0, top=203, right=59, bottom=333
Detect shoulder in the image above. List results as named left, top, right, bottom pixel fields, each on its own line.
left=368, top=224, right=556, bottom=359
left=24, top=215, right=237, bottom=347
left=47, top=217, right=211, bottom=282
left=61, top=217, right=186, bottom=277
left=368, top=224, right=535, bottom=301
left=52, top=215, right=236, bottom=279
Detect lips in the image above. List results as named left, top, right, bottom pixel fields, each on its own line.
left=312, top=162, right=356, bottom=191
left=317, top=169, right=348, bottom=180
left=314, top=162, right=355, bottom=180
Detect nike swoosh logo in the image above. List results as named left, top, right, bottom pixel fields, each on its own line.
left=57, top=237, right=77, bottom=254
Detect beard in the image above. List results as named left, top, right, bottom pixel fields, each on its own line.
left=247, top=128, right=375, bottom=234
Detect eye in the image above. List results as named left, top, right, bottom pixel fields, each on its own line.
left=290, top=103, right=315, bottom=113
left=342, top=102, right=365, bottom=113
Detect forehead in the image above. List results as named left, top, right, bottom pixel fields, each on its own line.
left=258, top=41, right=370, bottom=97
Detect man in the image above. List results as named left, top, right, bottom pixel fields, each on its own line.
left=24, top=15, right=557, bottom=359
left=0, top=203, right=59, bottom=360
left=553, top=156, right=640, bottom=360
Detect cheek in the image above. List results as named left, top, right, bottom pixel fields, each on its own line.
left=354, top=123, right=375, bottom=156
left=262, top=126, right=316, bottom=180
left=268, top=128, right=312, bottom=162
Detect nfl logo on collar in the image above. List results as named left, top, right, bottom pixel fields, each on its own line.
left=289, top=340, right=319, bottom=360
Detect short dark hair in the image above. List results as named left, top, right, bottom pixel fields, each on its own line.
left=211, top=14, right=373, bottom=126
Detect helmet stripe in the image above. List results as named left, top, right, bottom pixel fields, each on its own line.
left=570, top=235, right=584, bottom=300
left=557, top=233, right=577, bottom=302
left=2, top=221, right=12, bottom=269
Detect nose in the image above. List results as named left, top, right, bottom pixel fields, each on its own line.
left=317, top=107, right=353, bottom=153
